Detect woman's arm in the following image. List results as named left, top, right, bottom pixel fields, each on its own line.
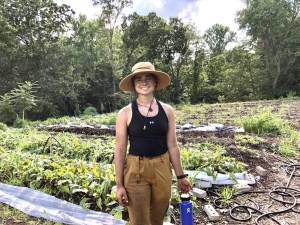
left=114, top=107, right=129, bottom=205
left=165, top=104, right=192, bottom=192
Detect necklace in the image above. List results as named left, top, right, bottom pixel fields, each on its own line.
left=137, top=98, right=154, bottom=131
left=137, top=102, right=153, bottom=112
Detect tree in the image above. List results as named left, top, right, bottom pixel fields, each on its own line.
left=158, top=18, right=194, bottom=103
left=0, top=0, right=75, bottom=102
left=218, top=47, right=264, bottom=101
left=1, top=0, right=74, bottom=55
left=1, top=81, right=40, bottom=121
left=204, top=24, right=236, bottom=56
left=121, top=12, right=168, bottom=71
left=238, top=0, right=300, bottom=94
left=190, top=40, right=206, bottom=103
left=92, top=0, right=133, bottom=95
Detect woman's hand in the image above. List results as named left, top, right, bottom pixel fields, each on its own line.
left=177, top=178, right=192, bottom=193
left=116, top=185, right=129, bottom=206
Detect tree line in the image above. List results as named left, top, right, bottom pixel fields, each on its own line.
left=0, top=0, right=299, bottom=124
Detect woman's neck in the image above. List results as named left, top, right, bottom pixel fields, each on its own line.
left=136, top=95, right=154, bottom=105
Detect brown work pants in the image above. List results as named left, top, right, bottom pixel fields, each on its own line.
left=124, top=152, right=172, bottom=225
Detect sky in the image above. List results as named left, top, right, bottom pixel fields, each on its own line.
left=54, top=0, right=248, bottom=42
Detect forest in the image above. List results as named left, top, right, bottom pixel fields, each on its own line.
left=0, top=0, right=299, bottom=124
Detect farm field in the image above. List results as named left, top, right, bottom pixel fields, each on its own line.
left=0, top=98, right=299, bottom=225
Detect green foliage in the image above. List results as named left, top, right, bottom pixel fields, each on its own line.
left=217, top=95, right=225, bottom=103
left=278, top=137, right=297, bottom=157
left=0, top=149, right=117, bottom=210
left=29, top=112, right=117, bottom=127
left=0, top=122, right=7, bottom=131
left=0, top=128, right=115, bottom=163
left=287, top=91, right=297, bottom=99
left=235, top=134, right=265, bottom=146
left=13, top=118, right=29, bottom=128
left=216, top=186, right=237, bottom=207
left=204, top=24, right=236, bottom=56
left=0, top=101, right=17, bottom=125
left=1, top=81, right=40, bottom=121
left=180, top=144, right=245, bottom=177
left=238, top=0, right=300, bottom=94
left=237, top=109, right=291, bottom=135
left=82, top=106, right=98, bottom=116
left=237, top=109, right=299, bottom=156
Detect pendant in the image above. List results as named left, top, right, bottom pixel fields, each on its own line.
left=143, top=125, right=146, bottom=130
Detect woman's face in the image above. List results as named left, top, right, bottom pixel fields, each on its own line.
left=133, top=73, right=157, bottom=95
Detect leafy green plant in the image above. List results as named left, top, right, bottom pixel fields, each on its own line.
left=235, top=134, right=264, bottom=146
left=217, top=186, right=237, bottom=207
left=237, top=109, right=299, bottom=156
left=279, top=137, right=298, bottom=157
left=180, top=144, right=245, bottom=175
left=237, top=109, right=290, bottom=135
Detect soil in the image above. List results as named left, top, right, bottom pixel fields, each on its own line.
left=174, top=134, right=300, bottom=225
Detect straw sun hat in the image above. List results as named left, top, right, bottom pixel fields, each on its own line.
left=119, top=62, right=171, bottom=92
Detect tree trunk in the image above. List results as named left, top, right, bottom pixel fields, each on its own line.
left=272, top=51, right=281, bottom=90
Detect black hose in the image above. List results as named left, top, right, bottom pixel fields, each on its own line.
left=229, top=163, right=300, bottom=225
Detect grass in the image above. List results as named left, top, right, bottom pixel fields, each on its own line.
left=237, top=109, right=300, bottom=156
left=0, top=204, right=62, bottom=225
left=235, top=134, right=265, bottom=146
left=28, top=113, right=117, bottom=127
left=237, top=109, right=291, bottom=135
left=22, top=97, right=300, bottom=127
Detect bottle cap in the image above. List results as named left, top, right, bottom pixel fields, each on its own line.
left=180, top=193, right=191, bottom=201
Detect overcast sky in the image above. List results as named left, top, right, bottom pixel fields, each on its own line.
left=54, top=0, right=247, bottom=42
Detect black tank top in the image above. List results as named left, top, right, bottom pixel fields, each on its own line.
left=127, top=100, right=169, bottom=157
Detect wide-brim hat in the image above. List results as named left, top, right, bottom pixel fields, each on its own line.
left=119, top=62, right=171, bottom=92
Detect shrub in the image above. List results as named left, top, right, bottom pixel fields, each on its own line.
left=13, top=118, right=29, bottom=128
left=0, top=103, right=17, bottom=125
left=0, top=122, right=7, bottom=131
left=237, top=110, right=290, bottom=135
left=82, top=106, right=98, bottom=116
left=237, top=110, right=299, bottom=157
left=218, top=95, right=226, bottom=103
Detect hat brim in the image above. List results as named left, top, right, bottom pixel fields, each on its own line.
left=119, top=70, right=171, bottom=92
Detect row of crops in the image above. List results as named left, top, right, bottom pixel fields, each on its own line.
left=0, top=126, right=246, bottom=220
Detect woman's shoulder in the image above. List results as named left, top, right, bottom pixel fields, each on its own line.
left=158, top=100, right=174, bottom=115
left=117, top=103, right=132, bottom=117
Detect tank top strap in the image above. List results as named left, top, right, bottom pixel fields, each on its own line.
left=157, top=100, right=163, bottom=110
left=156, top=100, right=168, bottom=121
left=131, top=100, right=138, bottom=116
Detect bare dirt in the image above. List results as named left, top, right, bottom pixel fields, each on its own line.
left=175, top=134, right=300, bottom=225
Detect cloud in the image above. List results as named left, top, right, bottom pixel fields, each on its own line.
left=54, top=0, right=101, bottom=18
left=178, top=0, right=246, bottom=35
left=54, top=0, right=248, bottom=43
left=125, top=0, right=165, bottom=15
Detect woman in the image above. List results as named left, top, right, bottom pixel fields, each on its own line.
left=115, top=62, right=192, bottom=225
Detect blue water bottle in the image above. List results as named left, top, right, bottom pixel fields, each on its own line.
left=179, top=193, right=193, bottom=225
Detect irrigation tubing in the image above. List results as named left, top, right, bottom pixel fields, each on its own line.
left=227, top=163, right=300, bottom=225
